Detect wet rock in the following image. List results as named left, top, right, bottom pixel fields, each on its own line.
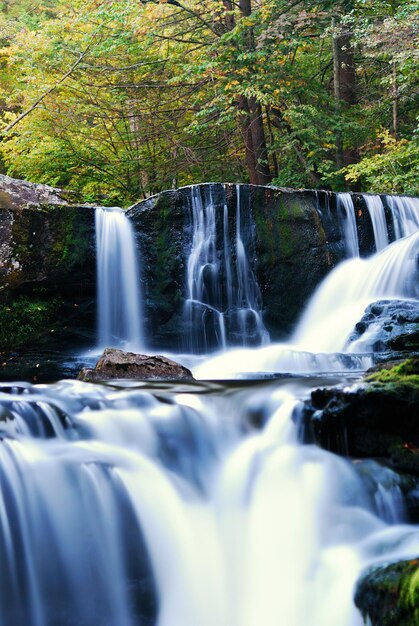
left=0, top=174, right=99, bottom=354
left=347, top=299, right=419, bottom=353
left=0, top=179, right=96, bottom=295
left=355, top=560, right=419, bottom=626
left=302, top=359, right=419, bottom=475
left=127, top=184, right=349, bottom=349
left=78, top=348, right=194, bottom=381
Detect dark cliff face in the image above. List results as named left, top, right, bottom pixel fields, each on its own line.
left=128, top=183, right=374, bottom=350
left=0, top=175, right=97, bottom=354
left=0, top=177, right=402, bottom=356
left=0, top=203, right=96, bottom=297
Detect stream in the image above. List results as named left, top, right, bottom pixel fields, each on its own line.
left=0, top=190, right=418, bottom=625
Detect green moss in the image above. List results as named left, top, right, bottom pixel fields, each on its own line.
left=285, top=196, right=307, bottom=218
left=356, top=560, right=419, bottom=626
left=0, top=296, right=61, bottom=350
left=403, top=567, right=419, bottom=617
left=365, top=358, right=419, bottom=386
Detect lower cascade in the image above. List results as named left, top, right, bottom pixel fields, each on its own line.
left=1, top=375, right=418, bottom=626
left=1, top=191, right=419, bottom=626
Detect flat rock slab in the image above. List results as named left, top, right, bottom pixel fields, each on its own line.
left=0, top=173, right=68, bottom=209
left=78, top=348, right=194, bottom=381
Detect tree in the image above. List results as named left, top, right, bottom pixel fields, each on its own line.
left=0, top=0, right=417, bottom=199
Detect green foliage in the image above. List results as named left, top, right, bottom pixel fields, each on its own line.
left=0, top=296, right=60, bottom=350
left=366, top=358, right=419, bottom=386
left=341, top=131, right=419, bottom=194
left=0, top=0, right=417, bottom=198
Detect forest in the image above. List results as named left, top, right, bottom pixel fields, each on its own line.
left=0, top=0, right=418, bottom=205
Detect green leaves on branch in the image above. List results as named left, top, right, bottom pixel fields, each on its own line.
left=0, top=0, right=417, bottom=198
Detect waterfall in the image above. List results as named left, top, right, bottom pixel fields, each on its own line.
left=337, top=193, right=359, bottom=257
left=1, top=380, right=418, bottom=626
left=292, top=230, right=419, bottom=352
left=386, top=195, right=419, bottom=239
left=185, top=185, right=269, bottom=352
left=95, top=207, right=143, bottom=350
left=195, top=230, right=418, bottom=378
left=2, top=187, right=419, bottom=626
left=326, top=192, right=418, bottom=259
left=363, top=195, right=389, bottom=251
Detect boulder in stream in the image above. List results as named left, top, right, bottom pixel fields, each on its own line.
left=355, top=559, right=419, bottom=626
left=347, top=299, right=419, bottom=354
left=302, top=358, right=419, bottom=475
left=78, top=348, right=194, bottom=381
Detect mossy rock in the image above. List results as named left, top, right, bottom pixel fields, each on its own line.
left=366, top=358, right=419, bottom=386
left=304, top=359, right=419, bottom=474
left=0, top=296, right=61, bottom=350
left=127, top=183, right=347, bottom=348
left=355, top=560, right=419, bottom=626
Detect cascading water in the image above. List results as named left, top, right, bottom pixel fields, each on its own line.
left=195, top=229, right=418, bottom=378
left=1, top=379, right=418, bottom=626
left=386, top=194, right=419, bottom=239
left=337, top=193, right=359, bottom=257
left=95, top=207, right=143, bottom=350
left=293, top=229, right=419, bottom=352
left=1, top=186, right=419, bottom=626
left=362, top=194, right=389, bottom=251
left=185, top=185, right=269, bottom=352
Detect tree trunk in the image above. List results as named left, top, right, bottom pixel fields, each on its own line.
left=238, top=96, right=259, bottom=185
left=237, top=0, right=271, bottom=184
left=223, top=1, right=235, bottom=31
left=238, top=0, right=251, bottom=18
left=248, top=97, right=271, bottom=185
left=332, top=20, right=360, bottom=188
left=392, top=60, right=398, bottom=138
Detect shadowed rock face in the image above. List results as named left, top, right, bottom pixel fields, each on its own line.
left=355, top=560, right=419, bottom=626
left=127, top=184, right=358, bottom=350
left=0, top=176, right=96, bottom=296
left=347, top=299, right=419, bottom=353
left=0, top=175, right=97, bottom=352
left=78, top=348, right=194, bottom=381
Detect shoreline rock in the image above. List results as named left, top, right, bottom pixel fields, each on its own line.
left=355, top=560, right=419, bottom=626
left=78, top=348, right=194, bottom=382
left=302, top=358, right=419, bottom=475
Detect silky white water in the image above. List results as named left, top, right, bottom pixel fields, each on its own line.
left=337, top=193, right=359, bottom=257
left=386, top=195, right=419, bottom=239
left=1, top=190, right=418, bottom=626
left=1, top=379, right=418, bottom=626
left=95, top=207, right=143, bottom=350
left=184, top=185, right=269, bottom=352
left=363, top=195, right=389, bottom=251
